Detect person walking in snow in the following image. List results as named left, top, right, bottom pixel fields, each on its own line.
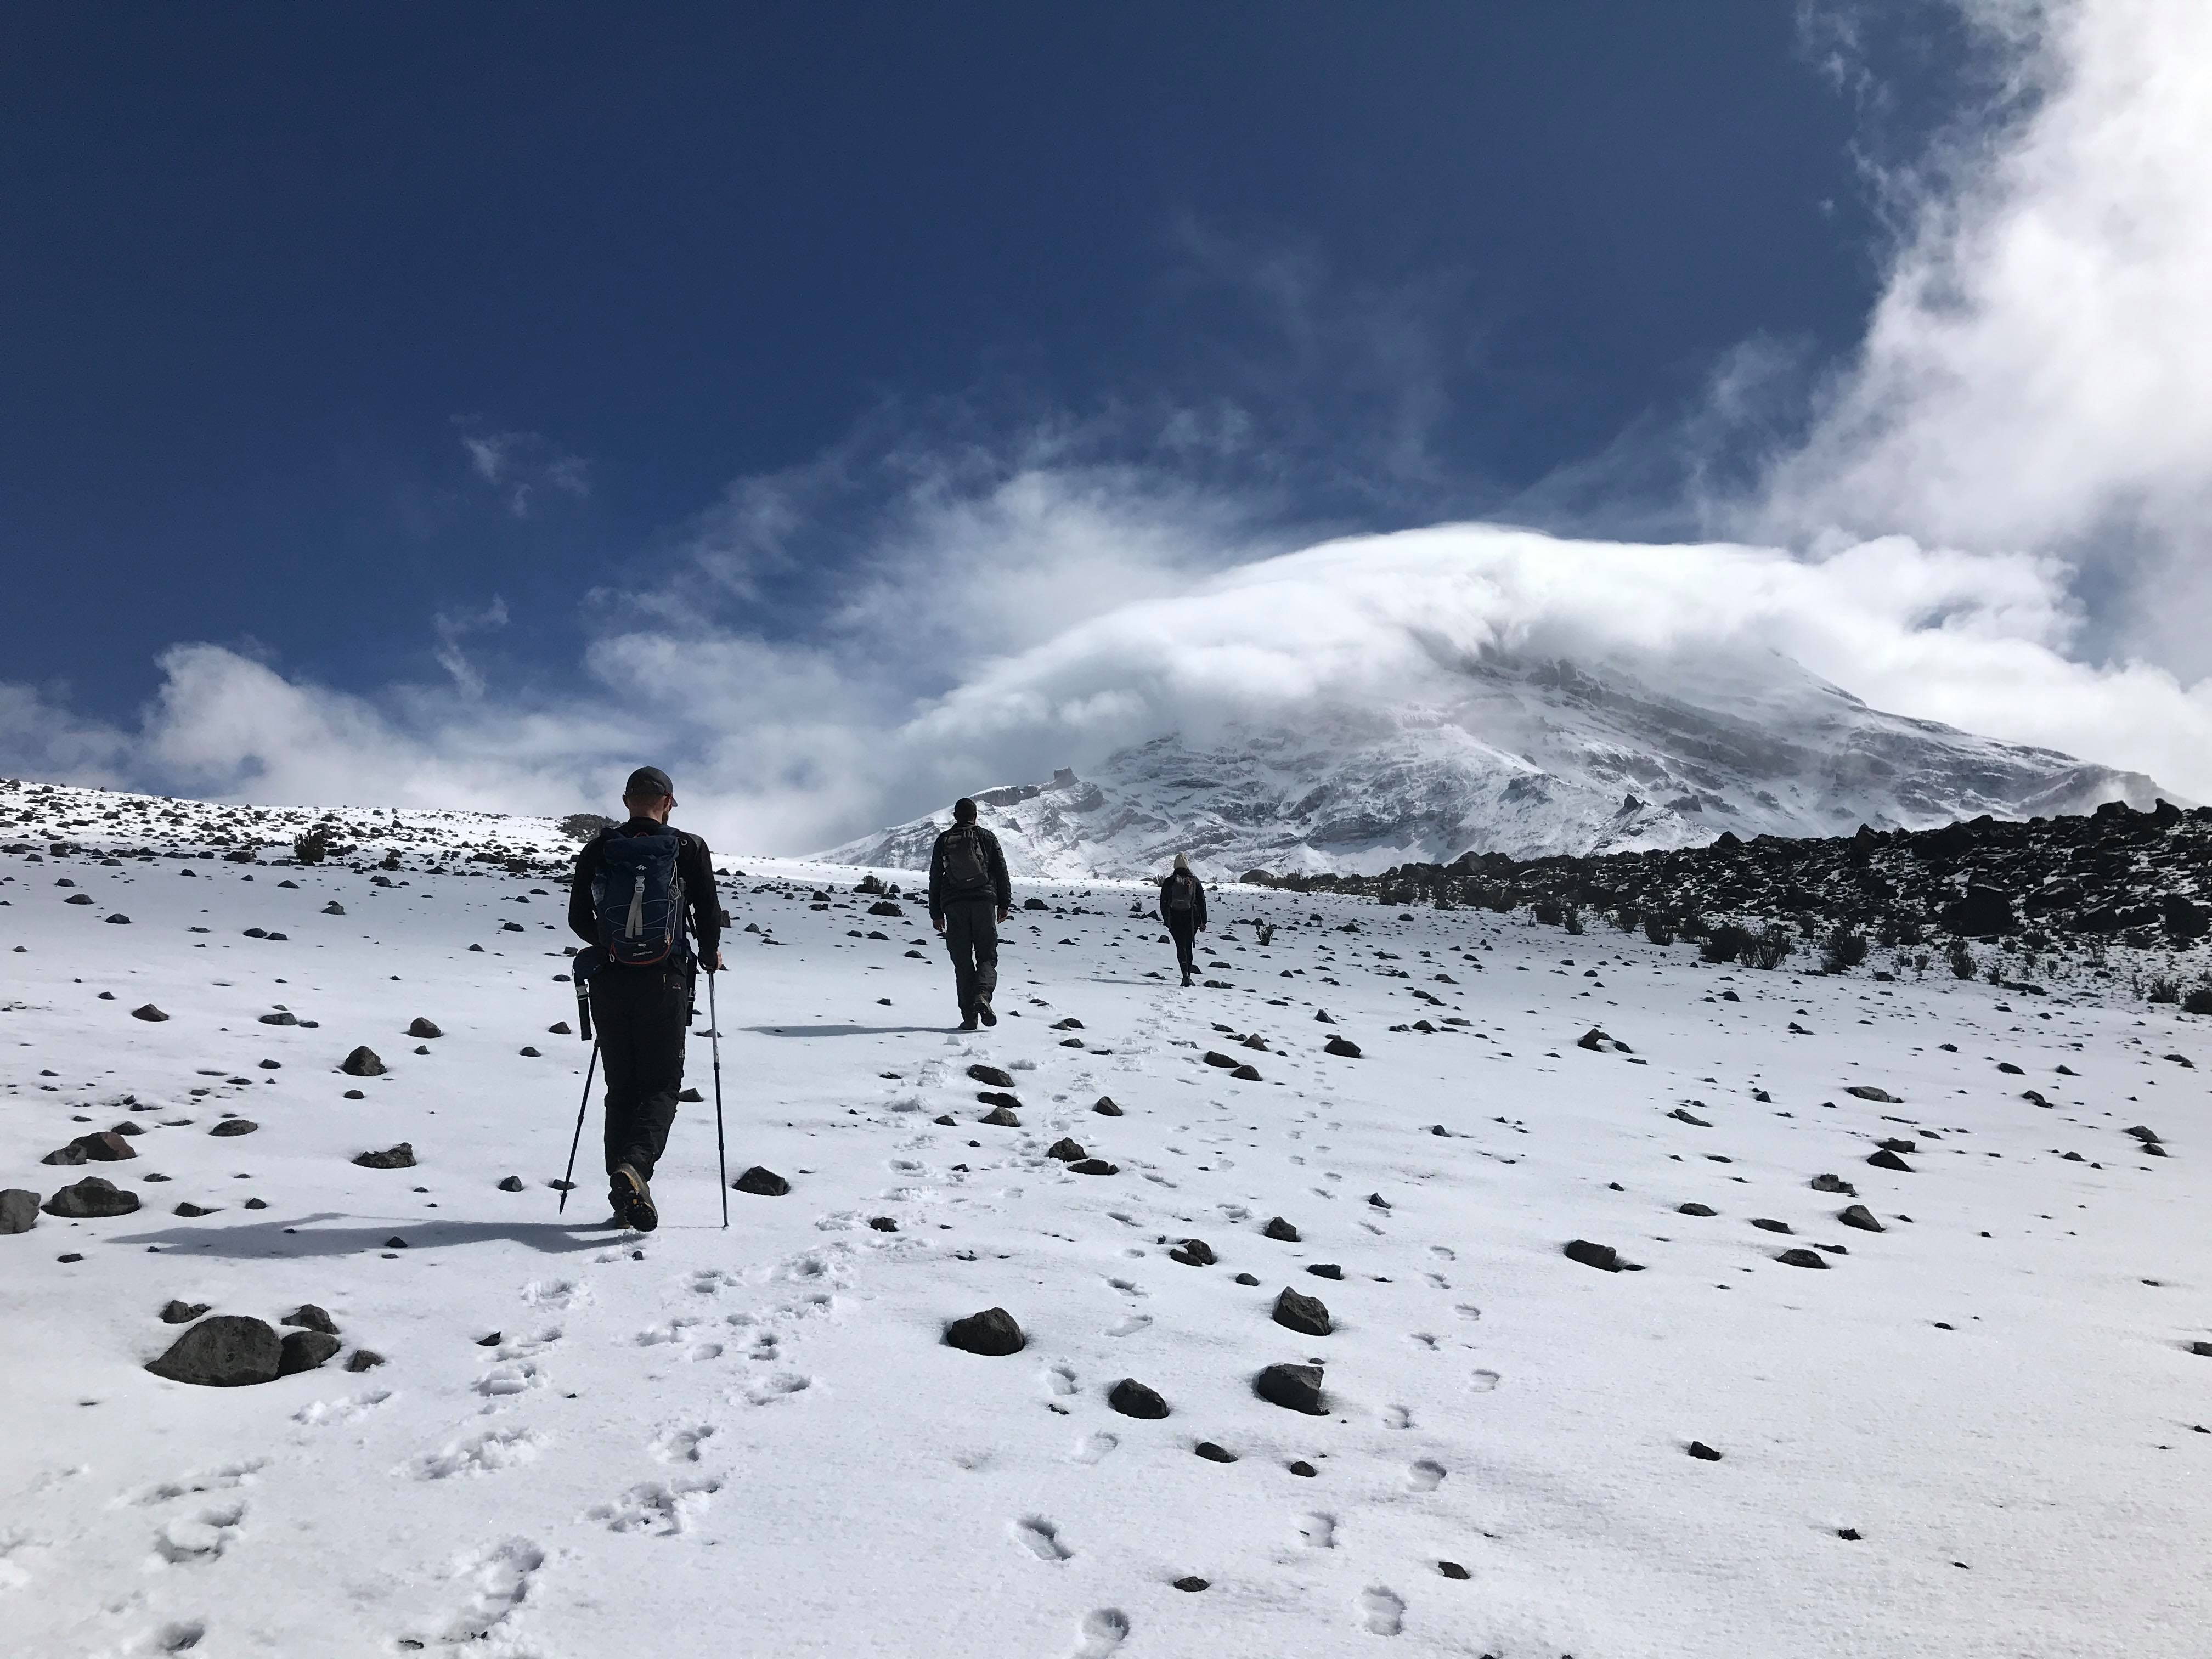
left=928, top=797, right=1012, bottom=1030
left=1158, top=853, right=1207, bottom=986
left=567, top=766, right=722, bottom=1232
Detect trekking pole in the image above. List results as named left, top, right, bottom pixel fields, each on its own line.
left=558, top=1042, right=599, bottom=1216
left=709, top=972, right=728, bottom=1228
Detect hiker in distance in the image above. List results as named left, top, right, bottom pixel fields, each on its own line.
left=567, top=766, right=723, bottom=1232
left=928, top=796, right=1013, bottom=1031
left=1159, top=853, right=1208, bottom=986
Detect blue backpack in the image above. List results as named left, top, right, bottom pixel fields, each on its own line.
left=590, top=825, right=689, bottom=966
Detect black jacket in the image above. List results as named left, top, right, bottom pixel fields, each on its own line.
left=569, top=819, right=722, bottom=966
left=928, top=822, right=1012, bottom=923
left=1158, top=871, right=1207, bottom=929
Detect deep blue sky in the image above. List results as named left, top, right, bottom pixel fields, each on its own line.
left=3, top=3, right=1959, bottom=722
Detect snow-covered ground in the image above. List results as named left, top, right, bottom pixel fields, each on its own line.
left=3, top=780, right=2209, bottom=1658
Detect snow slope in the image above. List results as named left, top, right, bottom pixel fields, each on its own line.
left=824, top=652, right=2171, bottom=878
left=3, top=777, right=2209, bottom=1658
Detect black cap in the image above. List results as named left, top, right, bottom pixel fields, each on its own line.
left=624, top=766, right=674, bottom=798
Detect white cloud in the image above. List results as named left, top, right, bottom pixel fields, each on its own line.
left=1757, top=0, right=2212, bottom=672
left=456, top=424, right=591, bottom=518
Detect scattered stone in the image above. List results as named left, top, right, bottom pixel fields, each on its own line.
left=345, top=1350, right=386, bottom=1373
left=2191, top=1341, right=2212, bottom=1358
left=1438, top=1560, right=1471, bottom=1579
left=548, top=1021, right=571, bottom=1035
left=1273, top=1288, right=1333, bottom=1336
left=497, top=1175, right=525, bottom=1192
left=1688, top=1441, right=1724, bottom=1461
left=340, top=1046, right=386, bottom=1077
left=1229, top=1064, right=1262, bottom=1081
left=1108, top=1378, right=1169, bottom=1418
left=131, top=1003, right=171, bottom=1022
left=1194, top=1441, right=1238, bottom=1463
left=733, top=1166, right=790, bottom=1197
left=1750, top=1217, right=1793, bottom=1234
left=353, top=1144, right=416, bottom=1169
left=323, top=901, right=345, bottom=915
left=342, top=1089, right=365, bottom=1101
left=967, top=1063, right=1015, bottom=1089
left=978, top=1105, right=1021, bottom=1128
left=1203, top=1051, right=1238, bottom=1069
left=382, top=1236, right=408, bottom=1249
left=1810, top=1173, right=1857, bottom=1195
left=1838, top=1204, right=1885, bottom=1233
left=1069, top=1158, right=1119, bottom=1176
left=868, top=1216, right=898, bottom=1231
left=1169, top=1238, right=1216, bottom=1267
left=0, top=1189, right=41, bottom=1234
left=943, top=1307, right=1025, bottom=1356
left=1844, top=1085, right=1897, bottom=1102
left=1233, top=1272, right=1259, bottom=1286
left=1668, top=1108, right=1712, bottom=1127
left=1564, top=1239, right=1621, bottom=1272
left=1255, top=1362, right=1326, bottom=1414
left=242, top=1198, right=267, bottom=1210
left=2126, top=1125, right=2162, bottom=1144
left=1677, top=1203, right=1718, bottom=1217
left=258, top=1011, right=299, bottom=1026
left=1323, top=1035, right=1363, bottom=1058
left=278, top=1330, right=341, bottom=1376
left=173, top=1201, right=218, bottom=1217
left=160, top=1300, right=210, bottom=1323
left=146, top=1315, right=283, bottom=1387
left=283, top=1304, right=338, bottom=1334
left=1996, top=1061, right=2025, bottom=1075
left=476, top=1331, right=503, bottom=1346
left=1263, top=1216, right=1301, bottom=1243
left=1866, top=1149, right=1914, bottom=1173
left=517, top=1046, right=540, bottom=1057
left=1577, top=1027, right=1633, bottom=1054
left=678, top=1087, right=704, bottom=1103
left=1776, top=1248, right=1830, bottom=1269
left=1172, top=1576, right=1209, bottom=1593
left=43, top=1176, right=139, bottom=1218
left=1306, top=1262, right=1344, bottom=1280
left=1092, top=1096, right=1122, bottom=1116
left=407, top=1017, right=442, bottom=1039
left=1288, top=1459, right=1318, bottom=1477
left=1046, top=1138, right=1086, bottom=1162
left=210, top=1119, right=258, bottom=1138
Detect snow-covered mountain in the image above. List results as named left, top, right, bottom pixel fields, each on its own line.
left=823, top=650, right=2173, bottom=879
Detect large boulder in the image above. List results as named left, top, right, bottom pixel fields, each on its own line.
left=1939, top=884, right=2017, bottom=937
left=43, top=1176, right=140, bottom=1218
left=943, top=1307, right=1025, bottom=1356
left=340, top=1046, right=386, bottom=1077
left=0, top=1189, right=40, bottom=1234
left=145, top=1316, right=283, bottom=1387
left=1255, top=1362, right=1326, bottom=1414
left=278, top=1330, right=342, bottom=1376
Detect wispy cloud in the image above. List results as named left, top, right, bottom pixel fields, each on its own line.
left=454, top=421, right=591, bottom=518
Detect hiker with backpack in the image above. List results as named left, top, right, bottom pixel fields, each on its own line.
left=1158, top=853, right=1207, bottom=986
left=566, top=766, right=723, bottom=1232
left=928, top=797, right=1013, bottom=1030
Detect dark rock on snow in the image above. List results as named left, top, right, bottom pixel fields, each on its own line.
left=1776, top=1248, right=1831, bottom=1269
left=210, top=1119, right=258, bottom=1137
left=498, top=1175, right=525, bottom=1192
left=146, top=1315, right=283, bottom=1387
left=1263, top=1216, right=1301, bottom=1243
left=1169, top=1238, right=1216, bottom=1267
left=407, top=1017, right=442, bottom=1039
left=1837, top=1204, right=1886, bottom=1232
left=1108, top=1378, right=1170, bottom=1419
left=943, top=1307, right=1026, bottom=1356
left=278, top=1330, right=341, bottom=1376
left=1255, top=1362, right=1327, bottom=1414
left=1565, top=1238, right=1623, bottom=1272
left=283, top=1304, right=338, bottom=1334
left=353, top=1144, right=416, bottom=1169
left=1272, top=1288, right=1333, bottom=1337
left=43, top=1176, right=139, bottom=1218
left=340, top=1046, right=386, bottom=1077
left=0, top=1189, right=43, bottom=1233
left=733, top=1166, right=790, bottom=1197
left=160, top=1300, right=210, bottom=1324
left=966, top=1063, right=1015, bottom=1089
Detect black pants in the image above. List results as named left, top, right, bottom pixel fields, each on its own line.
left=1167, top=912, right=1198, bottom=975
left=589, top=962, right=690, bottom=1182
left=943, top=899, right=1000, bottom=1014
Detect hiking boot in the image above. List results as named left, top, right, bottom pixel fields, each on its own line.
left=611, top=1164, right=658, bottom=1233
left=978, top=998, right=997, bottom=1027
left=958, top=1013, right=979, bottom=1031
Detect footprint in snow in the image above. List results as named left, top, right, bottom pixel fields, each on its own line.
left=153, top=1500, right=245, bottom=1564
left=1454, top=1304, right=1482, bottom=1321
left=1013, top=1516, right=1073, bottom=1561
left=1105, top=1313, right=1152, bottom=1338
left=1383, top=1404, right=1413, bottom=1430
left=1070, top=1432, right=1118, bottom=1465
left=1409, top=1333, right=1439, bottom=1350
left=1300, top=1512, right=1338, bottom=1549
left=589, top=1479, right=721, bottom=1536
left=1359, top=1585, right=1407, bottom=1635
left=1470, top=1369, right=1500, bottom=1393
left=650, top=1423, right=716, bottom=1464
left=409, top=1427, right=541, bottom=1481
left=1042, top=1362, right=1079, bottom=1397
left=1407, top=1459, right=1446, bottom=1492
left=740, top=1373, right=812, bottom=1407
left=1106, top=1277, right=1148, bottom=1298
